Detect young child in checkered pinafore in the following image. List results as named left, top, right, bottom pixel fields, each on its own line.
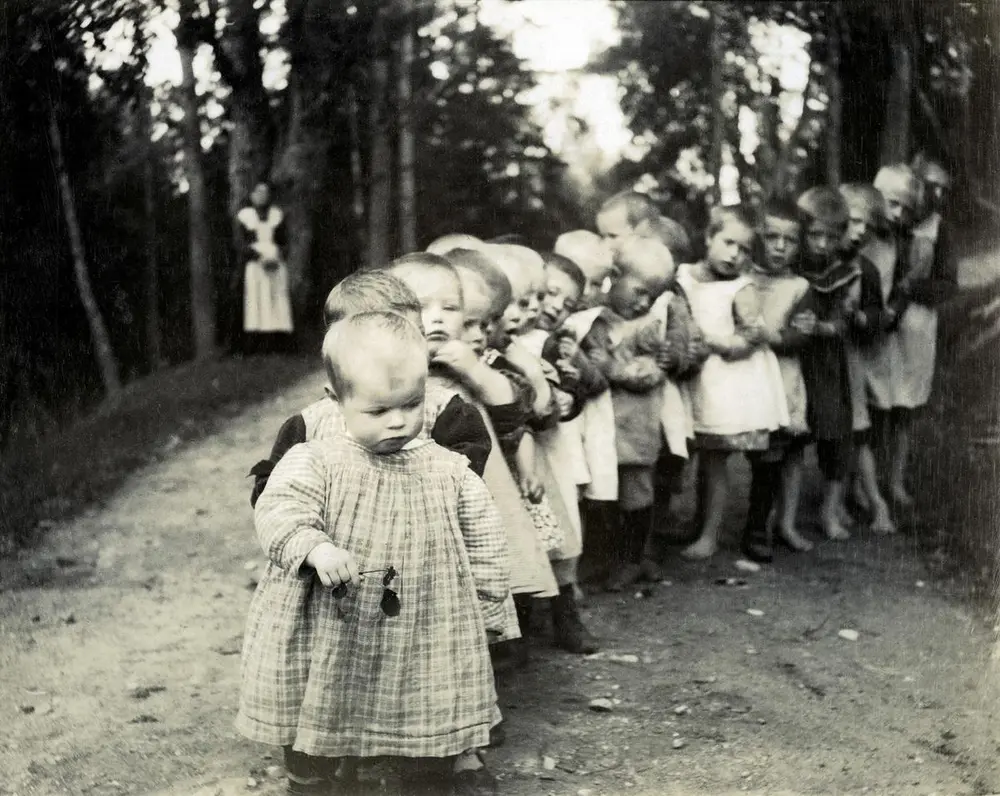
left=236, top=312, right=509, bottom=795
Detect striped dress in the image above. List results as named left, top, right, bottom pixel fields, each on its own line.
left=236, top=436, right=507, bottom=758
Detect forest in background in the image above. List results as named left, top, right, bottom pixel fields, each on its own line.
left=1, top=0, right=998, bottom=458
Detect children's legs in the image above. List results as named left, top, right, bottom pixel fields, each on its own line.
left=741, top=454, right=777, bottom=563
left=816, top=439, right=851, bottom=540
left=283, top=747, right=341, bottom=794
left=777, top=445, right=812, bottom=551
left=682, top=451, right=728, bottom=559
left=855, top=434, right=895, bottom=534
left=550, top=556, right=598, bottom=653
left=606, top=466, right=653, bottom=590
left=888, top=408, right=914, bottom=507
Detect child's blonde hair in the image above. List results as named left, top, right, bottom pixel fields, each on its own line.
left=615, top=235, right=676, bottom=282
left=443, top=248, right=513, bottom=320
left=634, top=215, right=692, bottom=264
left=598, top=190, right=659, bottom=227
left=323, top=270, right=421, bottom=328
left=553, top=230, right=614, bottom=283
left=323, top=311, right=427, bottom=398
left=386, top=252, right=465, bottom=304
left=426, top=233, right=483, bottom=256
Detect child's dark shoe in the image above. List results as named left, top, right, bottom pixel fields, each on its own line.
left=551, top=584, right=599, bottom=654
left=604, top=563, right=642, bottom=592
left=639, top=556, right=665, bottom=582
left=453, top=766, right=498, bottom=796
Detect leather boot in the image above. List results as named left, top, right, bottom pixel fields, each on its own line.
left=550, top=584, right=599, bottom=654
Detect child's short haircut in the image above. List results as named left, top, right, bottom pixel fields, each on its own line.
left=614, top=235, right=675, bottom=280
left=323, top=270, right=421, bottom=328
left=385, top=252, right=463, bottom=300
left=796, top=186, right=849, bottom=229
left=443, top=248, right=513, bottom=317
left=759, top=197, right=801, bottom=227
left=598, top=190, right=659, bottom=227
left=634, top=215, right=692, bottom=263
left=323, top=311, right=426, bottom=398
left=706, top=205, right=755, bottom=240
left=839, top=183, right=887, bottom=229
left=553, top=230, right=614, bottom=280
left=542, top=252, right=586, bottom=296
left=426, top=233, right=483, bottom=255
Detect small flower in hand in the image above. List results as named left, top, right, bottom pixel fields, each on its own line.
left=554, top=387, right=574, bottom=418
left=520, top=472, right=545, bottom=503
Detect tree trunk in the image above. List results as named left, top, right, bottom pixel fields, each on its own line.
left=396, top=1, right=417, bottom=253
left=879, top=31, right=913, bottom=166
left=347, top=82, right=367, bottom=256
left=708, top=5, right=726, bottom=205
left=218, top=0, right=273, bottom=223
left=48, top=107, right=122, bottom=397
left=367, top=8, right=393, bottom=269
left=826, top=5, right=843, bottom=186
left=135, top=17, right=162, bottom=370
left=178, top=1, right=217, bottom=360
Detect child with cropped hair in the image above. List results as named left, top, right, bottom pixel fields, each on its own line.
left=596, top=189, right=660, bottom=247
left=839, top=183, right=896, bottom=534
left=635, top=214, right=694, bottom=266
left=554, top=230, right=616, bottom=309
left=238, top=311, right=508, bottom=796
left=677, top=207, right=789, bottom=560
left=739, top=199, right=813, bottom=562
left=249, top=270, right=491, bottom=507
left=576, top=235, right=687, bottom=588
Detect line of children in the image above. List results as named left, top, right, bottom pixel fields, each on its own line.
left=239, top=166, right=952, bottom=796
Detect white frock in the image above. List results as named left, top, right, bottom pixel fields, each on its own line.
left=676, top=264, right=788, bottom=440
left=238, top=205, right=294, bottom=333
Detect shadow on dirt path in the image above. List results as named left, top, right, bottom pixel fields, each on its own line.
left=1, top=369, right=999, bottom=796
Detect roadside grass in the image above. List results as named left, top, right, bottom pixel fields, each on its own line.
left=0, top=354, right=318, bottom=554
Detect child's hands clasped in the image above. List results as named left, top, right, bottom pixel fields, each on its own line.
left=306, top=542, right=360, bottom=589
left=432, top=340, right=480, bottom=376
left=790, top=309, right=817, bottom=336
left=520, top=471, right=545, bottom=503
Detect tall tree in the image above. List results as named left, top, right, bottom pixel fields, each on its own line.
left=177, top=0, right=217, bottom=359
left=826, top=4, right=843, bottom=186
left=366, top=4, right=393, bottom=267
left=396, top=0, right=417, bottom=253
left=48, top=106, right=122, bottom=397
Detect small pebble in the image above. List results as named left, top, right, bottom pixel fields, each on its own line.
left=915, top=580, right=926, bottom=588
left=588, top=698, right=614, bottom=712
left=671, top=738, right=686, bottom=749
left=542, top=756, right=557, bottom=771
left=673, top=704, right=689, bottom=715
left=747, top=609, right=764, bottom=617
left=838, top=629, right=860, bottom=641
left=734, top=559, right=761, bottom=573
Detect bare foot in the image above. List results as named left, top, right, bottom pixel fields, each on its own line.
left=837, top=503, right=855, bottom=529
left=681, top=538, right=718, bottom=560
left=890, top=485, right=914, bottom=509
left=869, top=503, right=897, bottom=535
left=777, top=525, right=814, bottom=552
left=851, top=482, right=871, bottom=513
left=824, top=516, right=851, bottom=541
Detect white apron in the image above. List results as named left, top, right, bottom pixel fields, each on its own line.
left=239, top=205, right=294, bottom=333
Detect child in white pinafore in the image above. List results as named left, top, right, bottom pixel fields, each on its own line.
left=677, top=207, right=788, bottom=560
left=237, top=313, right=508, bottom=794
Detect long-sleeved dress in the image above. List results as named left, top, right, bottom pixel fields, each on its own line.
left=237, top=437, right=507, bottom=759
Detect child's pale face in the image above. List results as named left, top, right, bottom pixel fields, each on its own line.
left=459, top=274, right=493, bottom=357
left=879, top=184, right=914, bottom=229
left=501, top=285, right=530, bottom=339
left=338, top=359, right=426, bottom=455
left=522, top=265, right=545, bottom=330
left=400, top=268, right=464, bottom=358
left=760, top=216, right=801, bottom=273
left=705, top=220, right=754, bottom=278
left=606, top=270, right=665, bottom=320
left=845, top=208, right=875, bottom=251
left=804, top=220, right=844, bottom=261
left=596, top=205, right=633, bottom=244
left=538, top=268, right=582, bottom=331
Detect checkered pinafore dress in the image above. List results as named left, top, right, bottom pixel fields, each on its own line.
left=236, top=437, right=506, bottom=758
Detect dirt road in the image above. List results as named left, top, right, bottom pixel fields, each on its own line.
left=2, top=370, right=999, bottom=796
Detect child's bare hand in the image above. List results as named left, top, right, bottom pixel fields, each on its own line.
left=557, top=361, right=580, bottom=382
left=556, top=335, right=579, bottom=361
left=520, top=473, right=545, bottom=503
left=306, top=542, right=360, bottom=590
left=655, top=341, right=675, bottom=370
left=554, top=387, right=575, bottom=418
left=790, top=310, right=817, bottom=335
left=432, top=340, right=479, bottom=376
